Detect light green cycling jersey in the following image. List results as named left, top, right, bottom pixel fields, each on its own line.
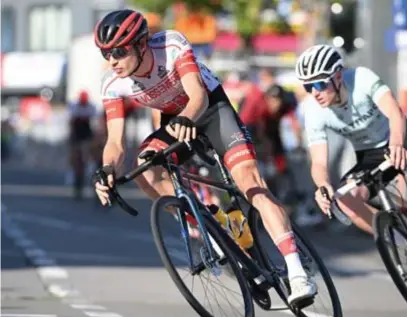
left=305, top=66, right=391, bottom=151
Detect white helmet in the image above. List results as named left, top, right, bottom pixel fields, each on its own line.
left=295, top=44, right=344, bottom=81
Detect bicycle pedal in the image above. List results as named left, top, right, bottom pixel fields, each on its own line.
left=253, top=277, right=274, bottom=291
left=292, top=296, right=315, bottom=310
left=249, top=281, right=272, bottom=310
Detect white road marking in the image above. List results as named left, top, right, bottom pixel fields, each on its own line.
left=1, top=206, right=125, bottom=317
left=38, top=266, right=69, bottom=279
left=47, top=284, right=80, bottom=298
left=9, top=212, right=184, bottom=248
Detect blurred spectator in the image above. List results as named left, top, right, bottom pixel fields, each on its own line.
left=258, top=67, right=278, bottom=92
left=67, top=90, right=98, bottom=199
left=1, top=107, right=15, bottom=160
left=259, top=85, right=299, bottom=176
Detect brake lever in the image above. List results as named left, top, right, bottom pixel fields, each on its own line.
left=98, top=169, right=116, bottom=207
left=320, top=186, right=333, bottom=219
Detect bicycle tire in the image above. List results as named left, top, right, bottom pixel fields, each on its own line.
left=373, top=210, right=407, bottom=302
left=249, top=210, right=343, bottom=317
left=151, top=196, right=254, bottom=317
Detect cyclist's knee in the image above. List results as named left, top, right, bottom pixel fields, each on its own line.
left=134, top=154, right=166, bottom=189
left=231, top=160, right=265, bottom=188
left=231, top=160, right=278, bottom=203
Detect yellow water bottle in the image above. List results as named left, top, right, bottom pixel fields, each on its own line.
left=226, top=208, right=254, bottom=250
left=208, top=204, right=229, bottom=230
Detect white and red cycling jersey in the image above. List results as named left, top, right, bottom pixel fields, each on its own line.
left=101, top=30, right=220, bottom=121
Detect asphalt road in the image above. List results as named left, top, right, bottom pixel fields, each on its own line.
left=2, top=151, right=407, bottom=317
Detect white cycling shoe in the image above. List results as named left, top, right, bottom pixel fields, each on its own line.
left=287, top=276, right=318, bottom=305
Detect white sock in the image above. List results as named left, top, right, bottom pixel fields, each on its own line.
left=285, top=252, right=307, bottom=281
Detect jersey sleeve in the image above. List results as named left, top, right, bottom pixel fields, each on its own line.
left=355, top=66, right=390, bottom=104
left=100, top=70, right=125, bottom=121
left=304, top=107, right=328, bottom=147
left=165, top=31, right=200, bottom=78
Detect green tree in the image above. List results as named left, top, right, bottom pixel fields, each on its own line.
left=128, top=0, right=262, bottom=48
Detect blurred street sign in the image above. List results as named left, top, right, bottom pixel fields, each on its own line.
left=393, top=0, right=407, bottom=29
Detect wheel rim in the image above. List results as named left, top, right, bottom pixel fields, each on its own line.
left=376, top=212, right=407, bottom=288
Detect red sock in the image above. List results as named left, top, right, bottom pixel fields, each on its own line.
left=276, top=232, right=298, bottom=256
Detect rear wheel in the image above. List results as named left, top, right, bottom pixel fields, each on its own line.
left=374, top=210, right=407, bottom=302
left=250, top=209, right=343, bottom=316
left=151, top=196, right=254, bottom=317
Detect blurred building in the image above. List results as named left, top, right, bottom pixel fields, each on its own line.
left=1, top=0, right=125, bottom=103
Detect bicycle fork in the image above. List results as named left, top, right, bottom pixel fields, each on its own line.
left=168, top=164, right=223, bottom=276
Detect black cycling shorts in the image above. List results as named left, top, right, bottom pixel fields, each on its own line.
left=137, top=85, right=256, bottom=171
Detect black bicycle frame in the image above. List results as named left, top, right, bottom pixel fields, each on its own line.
left=111, top=141, right=276, bottom=287
left=179, top=152, right=277, bottom=287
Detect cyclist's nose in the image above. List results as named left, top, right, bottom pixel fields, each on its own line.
left=109, top=56, right=118, bottom=67
left=311, top=87, right=320, bottom=97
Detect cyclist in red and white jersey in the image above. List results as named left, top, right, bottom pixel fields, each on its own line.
left=92, top=9, right=316, bottom=304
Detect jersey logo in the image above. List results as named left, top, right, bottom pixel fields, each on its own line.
left=157, top=65, right=169, bottom=78
left=131, top=80, right=145, bottom=92
left=166, top=32, right=188, bottom=45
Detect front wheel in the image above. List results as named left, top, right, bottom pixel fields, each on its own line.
left=151, top=196, right=254, bottom=317
left=374, top=210, right=407, bottom=302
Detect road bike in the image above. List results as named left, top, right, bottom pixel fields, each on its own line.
left=99, top=137, right=342, bottom=316
left=323, top=153, right=407, bottom=302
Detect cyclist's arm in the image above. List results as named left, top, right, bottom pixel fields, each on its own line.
left=376, top=91, right=406, bottom=145
left=172, top=31, right=208, bottom=121
left=102, top=98, right=126, bottom=174
left=309, top=143, right=331, bottom=188
left=178, top=72, right=209, bottom=121
left=151, top=108, right=161, bottom=130
left=304, top=106, right=330, bottom=187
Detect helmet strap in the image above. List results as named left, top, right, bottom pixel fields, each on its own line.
left=330, top=78, right=342, bottom=105
left=130, top=37, right=148, bottom=75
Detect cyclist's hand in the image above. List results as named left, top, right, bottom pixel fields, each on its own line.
left=166, top=116, right=197, bottom=142
left=315, top=184, right=334, bottom=215
left=388, top=144, right=407, bottom=170
left=93, top=165, right=115, bottom=206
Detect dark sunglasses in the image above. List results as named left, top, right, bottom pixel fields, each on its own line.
left=303, top=77, right=332, bottom=93
left=101, top=45, right=132, bottom=60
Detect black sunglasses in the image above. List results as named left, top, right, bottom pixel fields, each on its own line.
left=303, top=77, right=333, bottom=93
left=101, top=45, right=132, bottom=60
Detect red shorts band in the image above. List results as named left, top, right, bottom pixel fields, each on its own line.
left=223, top=143, right=257, bottom=171
left=138, top=138, right=179, bottom=164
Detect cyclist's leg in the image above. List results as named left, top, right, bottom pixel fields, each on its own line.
left=133, top=125, right=192, bottom=200
left=335, top=147, right=400, bottom=235
left=368, top=172, right=407, bottom=212
left=200, top=99, right=316, bottom=302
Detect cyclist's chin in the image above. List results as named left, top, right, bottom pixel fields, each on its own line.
left=116, top=70, right=131, bottom=78
left=316, top=99, right=330, bottom=108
